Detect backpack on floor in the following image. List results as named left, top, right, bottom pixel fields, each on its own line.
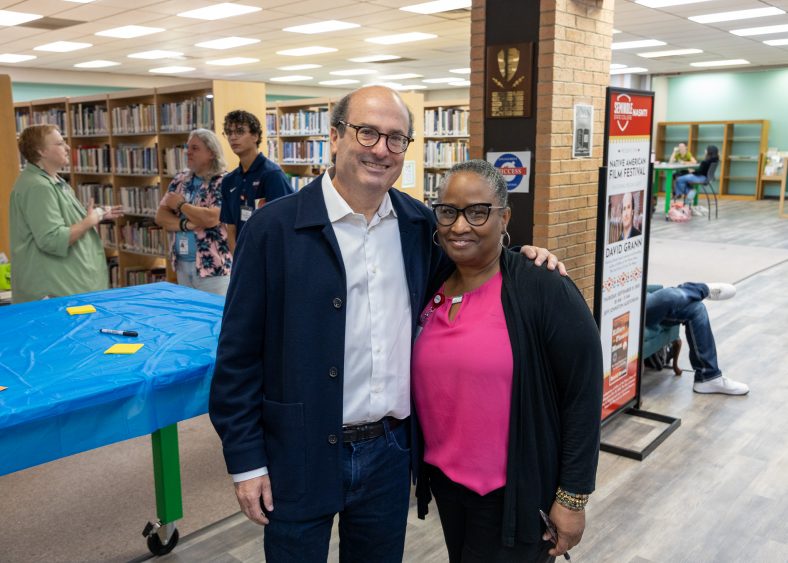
left=668, top=202, right=692, bottom=222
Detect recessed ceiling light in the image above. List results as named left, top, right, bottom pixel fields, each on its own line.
left=379, top=73, right=423, bottom=80
left=690, top=59, right=749, bottom=67
left=276, top=46, right=337, bottom=56
left=764, top=38, right=788, bottom=46
left=349, top=55, right=401, bottom=63
left=206, top=57, right=259, bottom=66
left=269, top=75, right=313, bottom=82
left=128, top=50, right=184, bottom=59
left=149, top=66, right=195, bottom=73
left=64, top=0, right=95, bottom=3
left=610, top=67, right=649, bottom=75
left=612, top=29, right=622, bottom=34
left=278, top=64, right=322, bottom=70
left=74, top=60, right=120, bottom=68
left=34, top=41, right=92, bottom=52
left=730, top=24, right=788, bottom=37
left=422, top=77, right=459, bottom=83
left=283, top=20, right=359, bottom=34
left=611, top=39, right=666, bottom=50
left=394, top=84, right=428, bottom=90
left=366, top=32, right=437, bottom=45
left=689, top=7, right=784, bottom=24
left=638, top=48, right=703, bottom=58
left=400, top=0, right=470, bottom=15
left=447, top=80, right=471, bottom=86
left=636, top=0, right=711, bottom=7
left=319, top=79, right=360, bottom=85
left=0, top=53, right=37, bottom=63
left=610, top=63, right=627, bottom=69
left=0, top=10, right=42, bottom=26
left=449, top=68, right=471, bottom=74
left=95, top=25, right=164, bottom=39
left=196, top=36, right=260, bottom=49
left=330, top=69, right=377, bottom=76
left=178, top=3, right=261, bottom=21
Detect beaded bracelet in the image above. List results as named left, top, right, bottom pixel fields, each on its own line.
left=555, top=487, right=590, bottom=511
left=179, top=217, right=188, bottom=231
left=176, top=200, right=187, bottom=214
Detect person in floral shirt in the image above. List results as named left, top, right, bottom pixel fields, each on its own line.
left=155, top=128, right=232, bottom=295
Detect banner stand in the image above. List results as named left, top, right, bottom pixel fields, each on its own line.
left=600, top=408, right=680, bottom=461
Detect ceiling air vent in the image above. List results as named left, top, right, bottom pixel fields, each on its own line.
left=19, top=18, right=84, bottom=31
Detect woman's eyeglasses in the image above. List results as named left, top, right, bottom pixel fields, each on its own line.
left=432, top=203, right=505, bottom=227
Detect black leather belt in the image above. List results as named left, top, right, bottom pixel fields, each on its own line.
left=342, top=416, right=403, bottom=443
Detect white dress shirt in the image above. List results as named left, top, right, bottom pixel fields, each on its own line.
left=232, top=175, right=412, bottom=483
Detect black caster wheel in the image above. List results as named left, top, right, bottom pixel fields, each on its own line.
left=147, top=528, right=179, bottom=556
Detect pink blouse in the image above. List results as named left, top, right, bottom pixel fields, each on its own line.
left=412, top=272, right=514, bottom=495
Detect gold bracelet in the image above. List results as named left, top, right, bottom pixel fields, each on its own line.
left=555, top=487, right=589, bottom=511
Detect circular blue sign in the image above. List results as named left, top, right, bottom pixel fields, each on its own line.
left=494, top=153, right=527, bottom=191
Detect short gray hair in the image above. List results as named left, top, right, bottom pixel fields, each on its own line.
left=437, top=159, right=509, bottom=207
left=331, top=87, right=414, bottom=138
left=188, top=128, right=226, bottom=178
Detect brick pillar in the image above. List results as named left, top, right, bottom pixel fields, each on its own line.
left=471, top=0, right=615, bottom=305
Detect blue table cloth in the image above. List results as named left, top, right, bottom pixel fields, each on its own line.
left=0, top=282, right=224, bottom=475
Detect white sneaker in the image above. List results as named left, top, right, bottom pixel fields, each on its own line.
left=693, top=376, right=749, bottom=395
left=707, top=282, right=736, bottom=301
left=691, top=207, right=704, bottom=216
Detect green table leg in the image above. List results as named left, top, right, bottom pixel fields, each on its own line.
left=663, top=170, right=674, bottom=215
left=151, top=424, right=183, bottom=524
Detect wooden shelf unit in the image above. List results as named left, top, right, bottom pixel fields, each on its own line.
left=423, top=99, right=469, bottom=203
left=9, top=80, right=267, bottom=288
left=654, top=119, right=770, bottom=199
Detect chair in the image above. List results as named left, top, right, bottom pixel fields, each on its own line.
left=688, top=160, right=719, bottom=220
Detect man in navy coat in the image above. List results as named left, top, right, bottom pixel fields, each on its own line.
left=210, top=86, right=560, bottom=562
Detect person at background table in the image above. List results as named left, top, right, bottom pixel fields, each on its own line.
left=413, top=159, right=603, bottom=562
left=156, top=128, right=231, bottom=296
left=619, top=191, right=641, bottom=240
left=9, top=124, right=123, bottom=304
left=674, top=145, right=719, bottom=210
left=669, top=141, right=696, bottom=169
left=219, top=110, right=293, bottom=253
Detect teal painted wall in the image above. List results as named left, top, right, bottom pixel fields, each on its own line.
left=667, top=68, right=788, bottom=197
left=13, top=82, right=129, bottom=101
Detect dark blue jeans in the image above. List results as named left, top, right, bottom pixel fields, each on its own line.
left=645, top=282, right=721, bottom=382
left=263, top=419, right=411, bottom=563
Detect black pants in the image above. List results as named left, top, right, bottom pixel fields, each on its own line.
left=429, top=466, right=555, bottom=563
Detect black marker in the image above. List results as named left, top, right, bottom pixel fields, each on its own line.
left=99, top=328, right=138, bottom=337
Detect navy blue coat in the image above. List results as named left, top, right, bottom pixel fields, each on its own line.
left=209, top=175, right=444, bottom=521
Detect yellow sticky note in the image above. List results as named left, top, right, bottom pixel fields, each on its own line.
left=104, top=343, right=144, bottom=355
left=0, top=386, right=7, bottom=392
left=67, top=305, right=96, bottom=315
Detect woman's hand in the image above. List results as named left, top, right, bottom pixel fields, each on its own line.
left=102, top=205, right=124, bottom=220
left=544, top=501, right=585, bottom=557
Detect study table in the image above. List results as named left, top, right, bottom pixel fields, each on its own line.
left=652, top=162, right=699, bottom=215
left=0, top=282, right=224, bottom=555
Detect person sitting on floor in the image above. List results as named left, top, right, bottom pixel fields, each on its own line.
left=645, top=282, right=749, bottom=395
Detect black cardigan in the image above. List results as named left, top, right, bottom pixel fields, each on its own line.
left=416, top=250, right=603, bottom=547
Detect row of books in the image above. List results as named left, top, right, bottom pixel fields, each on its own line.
left=32, top=109, right=67, bottom=132
left=424, top=172, right=447, bottom=202
left=119, top=185, right=161, bottom=216
left=108, top=257, right=119, bottom=288
left=73, top=145, right=111, bottom=174
left=162, top=145, right=188, bottom=176
left=97, top=223, right=117, bottom=247
left=278, top=110, right=330, bottom=136
left=112, top=104, right=157, bottom=134
left=120, top=221, right=167, bottom=255
left=281, top=140, right=330, bottom=165
left=159, top=97, right=213, bottom=132
left=114, top=145, right=159, bottom=175
left=425, top=107, right=470, bottom=137
left=70, top=104, right=109, bottom=136
left=424, top=140, right=470, bottom=168
left=125, top=267, right=167, bottom=286
left=76, top=183, right=114, bottom=207
left=266, top=113, right=277, bottom=134
left=288, top=175, right=317, bottom=190
left=266, top=139, right=279, bottom=162
left=15, top=111, right=31, bottom=132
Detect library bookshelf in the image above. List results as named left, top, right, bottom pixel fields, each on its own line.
left=8, top=80, right=267, bottom=288
left=423, top=100, right=469, bottom=204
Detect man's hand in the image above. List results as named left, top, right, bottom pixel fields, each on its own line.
left=544, top=502, right=585, bottom=557
left=521, top=245, right=568, bottom=276
left=234, top=475, right=274, bottom=526
left=160, top=192, right=185, bottom=212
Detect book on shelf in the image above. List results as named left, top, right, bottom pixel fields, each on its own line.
left=287, top=175, right=317, bottom=190
left=113, top=144, right=159, bottom=175
left=73, top=144, right=111, bottom=173
left=266, top=113, right=277, bottom=134
left=98, top=222, right=117, bottom=247
left=424, top=140, right=469, bottom=168
left=121, top=220, right=166, bottom=255
left=15, top=111, right=31, bottom=132
left=425, top=107, right=469, bottom=137
left=125, top=267, right=166, bottom=286
left=119, top=185, right=160, bottom=216
left=159, top=97, right=213, bottom=132
left=32, top=108, right=67, bottom=132
left=266, top=139, right=279, bottom=162
left=279, top=109, right=329, bottom=135
left=111, top=104, right=157, bottom=134
left=107, top=257, right=119, bottom=288
left=70, top=104, right=109, bottom=136
left=162, top=145, right=188, bottom=176
left=76, top=183, right=114, bottom=207
left=281, top=140, right=329, bottom=165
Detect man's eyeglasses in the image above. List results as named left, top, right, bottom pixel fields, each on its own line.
left=338, top=121, right=413, bottom=154
left=432, top=203, right=505, bottom=227
left=222, top=127, right=250, bottom=138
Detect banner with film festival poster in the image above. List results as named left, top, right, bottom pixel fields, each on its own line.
left=598, top=88, right=654, bottom=422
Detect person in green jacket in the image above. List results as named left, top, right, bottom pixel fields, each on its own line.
left=9, top=124, right=123, bottom=303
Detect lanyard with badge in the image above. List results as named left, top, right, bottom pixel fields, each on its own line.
left=240, top=179, right=266, bottom=223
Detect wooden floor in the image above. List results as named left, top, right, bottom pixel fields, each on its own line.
left=142, top=198, right=788, bottom=562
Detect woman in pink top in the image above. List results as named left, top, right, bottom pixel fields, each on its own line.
left=413, top=160, right=603, bottom=562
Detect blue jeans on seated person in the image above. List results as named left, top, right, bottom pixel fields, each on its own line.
left=675, top=173, right=706, bottom=198
left=645, top=282, right=721, bottom=383
left=263, top=419, right=411, bottom=563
